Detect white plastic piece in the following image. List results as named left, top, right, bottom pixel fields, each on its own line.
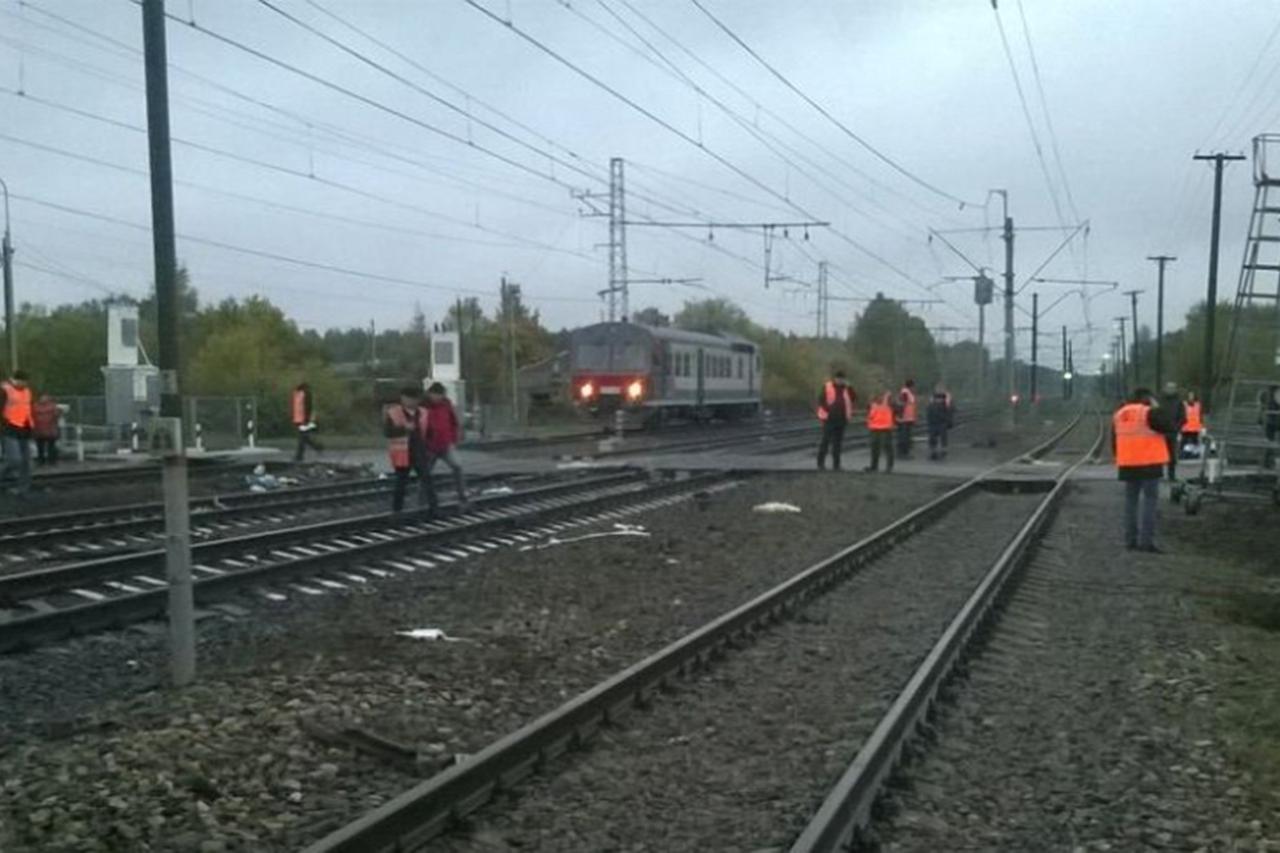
left=752, top=501, right=802, bottom=514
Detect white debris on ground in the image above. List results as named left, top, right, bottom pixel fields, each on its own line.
left=520, top=523, right=650, bottom=551
left=752, top=501, right=802, bottom=514
left=394, top=628, right=466, bottom=642
left=479, top=486, right=515, bottom=496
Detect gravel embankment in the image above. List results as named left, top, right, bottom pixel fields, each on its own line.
left=0, top=472, right=951, bottom=852
left=431, top=490, right=1048, bottom=852
left=873, top=480, right=1280, bottom=852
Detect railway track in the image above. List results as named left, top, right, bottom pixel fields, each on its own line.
left=299, top=409, right=1102, bottom=853
left=0, top=469, right=737, bottom=654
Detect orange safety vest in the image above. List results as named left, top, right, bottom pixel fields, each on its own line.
left=386, top=405, right=430, bottom=468
left=2, top=382, right=32, bottom=430
left=817, top=380, right=854, bottom=422
left=1184, top=402, right=1203, bottom=434
left=899, top=386, right=917, bottom=423
left=1113, top=402, right=1170, bottom=468
left=291, top=388, right=308, bottom=426
left=867, top=399, right=895, bottom=430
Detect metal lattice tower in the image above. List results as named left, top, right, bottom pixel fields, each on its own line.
left=1219, top=134, right=1280, bottom=470
left=816, top=260, right=829, bottom=338
left=608, top=157, right=629, bottom=322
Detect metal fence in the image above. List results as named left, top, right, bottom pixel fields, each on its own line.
left=51, top=395, right=260, bottom=455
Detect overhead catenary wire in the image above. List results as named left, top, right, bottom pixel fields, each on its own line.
left=1013, top=0, right=1080, bottom=225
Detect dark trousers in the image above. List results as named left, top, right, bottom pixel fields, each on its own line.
left=1124, top=477, right=1159, bottom=549
left=1164, top=435, right=1178, bottom=480
left=868, top=429, right=894, bottom=472
left=817, top=420, right=846, bottom=469
left=294, top=428, right=323, bottom=461
left=927, top=426, right=948, bottom=459
left=1, top=435, right=31, bottom=493
left=426, top=446, right=467, bottom=503
left=392, top=455, right=438, bottom=513
left=36, top=438, right=58, bottom=465
left=896, top=421, right=915, bottom=456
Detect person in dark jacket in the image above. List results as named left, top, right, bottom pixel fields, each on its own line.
left=925, top=385, right=954, bottom=461
left=1157, top=382, right=1186, bottom=481
left=384, top=386, right=437, bottom=515
left=424, top=382, right=468, bottom=508
left=33, top=393, right=60, bottom=466
left=816, top=371, right=857, bottom=471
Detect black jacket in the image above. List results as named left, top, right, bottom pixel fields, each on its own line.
left=1157, top=393, right=1186, bottom=436
left=925, top=394, right=953, bottom=430
left=817, top=383, right=856, bottom=425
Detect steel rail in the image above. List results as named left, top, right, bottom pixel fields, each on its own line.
left=0, top=472, right=639, bottom=605
left=300, top=412, right=1085, bottom=853
left=788, top=414, right=1106, bottom=853
left=0, top=471, right=730, bottom=653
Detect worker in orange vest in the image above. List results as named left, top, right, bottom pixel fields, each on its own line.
left=1181, top=391, right=1204, bottom=457
left=1113, top=388, right=1172, bottom=553
left=383, top=385, right=437, bottom=515
left=815, top=371, right=856, bottom=471
left=864, top=389, right=896, bottom=473
left=896, top=378, right=918, bottom=458
left=1, top=369, right=34, bottom=494
left=290, top=382, right=323, bottom=462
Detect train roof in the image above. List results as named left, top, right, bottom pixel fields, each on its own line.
left=570, top=322, right=758, bottom=350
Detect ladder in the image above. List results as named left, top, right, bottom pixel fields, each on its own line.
left=1218, top=134, right=1280, bottom=486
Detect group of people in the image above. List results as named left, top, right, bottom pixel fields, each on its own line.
left=291, top=380, right=468, bottom=516
left=1, top=370, right=63, bottom=495
left=815, top=373, right=954, bottom=472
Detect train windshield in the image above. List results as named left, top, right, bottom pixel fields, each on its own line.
left=575, top=342, right=648, bottom=372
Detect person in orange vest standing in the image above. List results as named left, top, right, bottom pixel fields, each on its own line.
left=32, top=393, right=60, bottom=466
left=0, top=369, right=34, bottom=494
left=816, top=370, right=856, bottom=471
left=1113, top=388, right=1172, bottom=553
left=864, top=389, right=896, bottom=473
left=290, top=381, right=323, bottom=462
left=1181, top=391, right=1204, bottom=457
left=896, top=378, right=918, bottom=459
left=384, top=386, right=437, bottom=515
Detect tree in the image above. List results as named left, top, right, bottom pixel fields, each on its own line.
left=848, top=294, right=939, bottom=386
left=674, top=298, right=756, bottom=337
left=631, top=306, right=670, bottom=327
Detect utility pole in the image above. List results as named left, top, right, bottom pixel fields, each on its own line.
left=998, top=190, right=1016, bottom=420
left=1067, top=337, right=1074, bottom=398
left=1122, top=289, right=1143, bottom=387
left=0, top=177, right=14, bottom=371
left=141, top=0, right=194, bottom=686
left=816, top=260, right=829, bottom=338
left=1193, top=152, right=1245, bottom=411
left=1030, top=292, right=1039, bottom=402
left=501, top=276, right=519, bottom=423
left=1146, top=255, right=1175, bottom=392
left=455, top=296, right=465, bottom=383
left=1116, top=317, right=1129, bottom=393
left=1061, top=325, right=1069, bottom=399
left=608, top=157, right=628, bottom=322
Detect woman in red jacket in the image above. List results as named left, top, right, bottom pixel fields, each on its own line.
left=33, top=393, right=61, bottom=466
left=424, top=382, right=469, bottom=509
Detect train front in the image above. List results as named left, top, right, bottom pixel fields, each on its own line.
left=569, top=322, right=653, bottom=418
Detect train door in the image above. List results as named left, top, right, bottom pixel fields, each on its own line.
left=696, top=348, right=705, bottom=408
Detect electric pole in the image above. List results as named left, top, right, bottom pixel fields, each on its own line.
left=816, top=260, right=829, bottom=338
left=1030, top=292, right=1039, bottom=402
left=1061, top=325, right=1069, bottom=399
left=141, top=0, right=195, bottom=686
left=501, top=277, right=520, bottom=423
left=1146, top=255, right=1175, bottom=392
left=1122, top=289, right=1143, bottom=388
left=999, top=190, right=1016, bottom=419
left=0, top=177, right=14, bottom=371
left=1193, top=152, right=1245, bottom=411
left=608, top=158, right=628, bottom=322
left=1115, top=317, right=1129, bottom=393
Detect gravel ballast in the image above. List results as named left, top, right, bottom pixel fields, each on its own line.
left=0, top=472, right=950, bottom=852
left=874, top=480, right=1280, bottom=852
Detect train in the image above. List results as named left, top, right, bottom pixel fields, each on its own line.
left=568, top=322, right=763, bottom=425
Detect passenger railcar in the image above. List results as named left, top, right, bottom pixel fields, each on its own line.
left=569, top=322, right=762, bottom=424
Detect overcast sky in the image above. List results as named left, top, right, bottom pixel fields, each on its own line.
left=2, top=0, right=1278, bottom=370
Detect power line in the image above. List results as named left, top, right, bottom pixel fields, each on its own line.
left=1013, top=0, right=1080, bottom=225
left=688, top=0, right=982, bottom=209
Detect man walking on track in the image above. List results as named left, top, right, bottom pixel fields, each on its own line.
left=384, top=386, right=438, bottom=515
left=424, top=382, right=468, bottom=508
left=1113, top=388, right=1171, bottom=553
left=0, top=370, right=34, bottom=495
left=926, top=384, right=954, bottom=461
left=816, top=371, right=856, bottom=471
left=291, top=381, right=323, bottom=462
left=896, top=378, right=918, bottom=458
left=864, top=389, right=896, bottom=473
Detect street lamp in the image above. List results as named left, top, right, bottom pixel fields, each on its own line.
left=0, top=176, right=13, bottom=371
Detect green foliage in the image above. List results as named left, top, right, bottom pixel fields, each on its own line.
left=674, top=298, right=755, bottom=337
left=631, top=306, right=670, bottom=327
left=848, top=294, right=940, bottom=386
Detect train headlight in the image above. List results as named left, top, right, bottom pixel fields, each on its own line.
left=626, top=380, right=644, bottom=400
left=580, top=382, right=595, bottom=400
